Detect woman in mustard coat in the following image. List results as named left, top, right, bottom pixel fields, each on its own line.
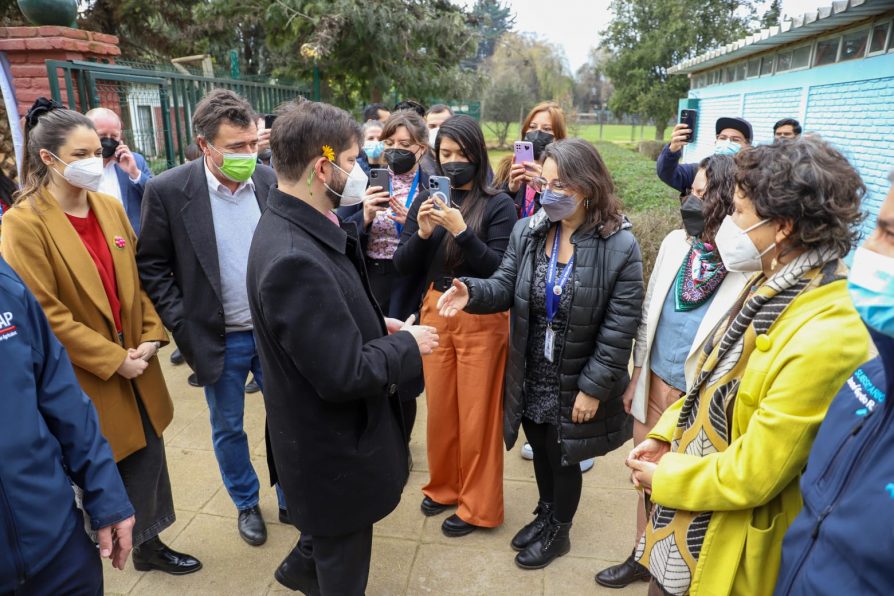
left=626, top=137, right=871, bottom=595
left=1, top=100, right=200, bottom=575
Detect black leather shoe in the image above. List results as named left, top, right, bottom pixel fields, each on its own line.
left=441, top=514, right=479, bottom=537
left=274, top=543, right=320, bottom=595
left=238, top=506, right=267, bottom=546
left=132, top=537, right=202, bottom=575
left=511, top=501, right=553, bottom=551
left=245, top=377, right=260, bottom=393
left=279, top=508, right=290, bottom=524
left=420, top=496, right=451, bottom=517
left=187, top=373, right=200, bottom=387
left=595, top=550, right=651, bottom=588
left=515, top=516, right=571, bottom=570
left=170, top=348, right=185, bottom=365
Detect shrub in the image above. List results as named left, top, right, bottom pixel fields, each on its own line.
left=628, top=203, right=681, bottom=280
left=594, top=141, right=678, bottom=213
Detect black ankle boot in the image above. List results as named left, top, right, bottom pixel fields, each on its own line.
left=510, top=501, right=553, bottom=551
left=595, top=548, right=651, bottom=588
left=514, top=516, right=571, bottom=570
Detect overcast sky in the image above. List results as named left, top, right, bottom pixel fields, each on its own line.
left=501, top=0, right=828, bottom=73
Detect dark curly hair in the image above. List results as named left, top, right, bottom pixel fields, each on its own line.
left=698, top=155, right=737, bottom=244
left=734, top=137, right=864, bottom=258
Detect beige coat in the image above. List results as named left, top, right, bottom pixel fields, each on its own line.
left=631, top=229, right=750, bottom=423
left=1, top=188, right=172, bottom=461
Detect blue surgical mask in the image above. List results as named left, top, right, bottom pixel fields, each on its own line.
left=363, top=140, right=384, bottom=159
left=848, top=246, right=894, bottom=336
left=540, top=189, right=581, bottom=222
left=714, top=139, right=742, bottom=156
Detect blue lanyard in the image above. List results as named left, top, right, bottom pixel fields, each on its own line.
left=546, top=223, right=574, bottom=324
left=391, top=169, right=420, bottom=234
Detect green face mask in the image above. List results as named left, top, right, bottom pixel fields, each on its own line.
left=209, top=142, right=257, bottom=182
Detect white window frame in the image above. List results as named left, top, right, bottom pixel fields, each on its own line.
left=838, top=26, right=872, bottom=62
left=867, top=18, right=891, bottom=55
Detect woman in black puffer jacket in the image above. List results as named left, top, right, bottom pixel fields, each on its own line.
left=437, top=139, right=643, bottom=570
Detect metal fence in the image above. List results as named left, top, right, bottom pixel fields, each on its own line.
left=46, top=60, right=307, bottom=173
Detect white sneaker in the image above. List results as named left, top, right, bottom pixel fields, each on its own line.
left=580, top=458, right=595, bottom=473
left=520, top=442, right=534, bottom=460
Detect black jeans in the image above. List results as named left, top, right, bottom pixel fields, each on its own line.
left=521, top=417, right=582, bottom=524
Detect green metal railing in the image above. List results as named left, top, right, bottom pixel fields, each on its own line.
left=46, top=60, right=307, bottom=172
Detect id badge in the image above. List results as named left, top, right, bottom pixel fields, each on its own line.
left=544, top=326, right=555, bottom=363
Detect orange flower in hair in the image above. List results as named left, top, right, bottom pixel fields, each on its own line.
left=321, top=145, right=335, bottom=161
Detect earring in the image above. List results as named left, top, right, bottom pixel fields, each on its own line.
left=585, top=198, right=590, bottom=209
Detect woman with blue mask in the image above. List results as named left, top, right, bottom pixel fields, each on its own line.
left=596, top=155, right=750, bottom=590
left=436, top=138, right=644, bottom=568
left=361, top=119, right=385, bottom=170
left=627, top=137, right=870, bottom=595
left=775, top=174, right=894, bottom=596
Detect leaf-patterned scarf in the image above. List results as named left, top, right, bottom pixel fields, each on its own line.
left=635, top=246, right=842, bottom=595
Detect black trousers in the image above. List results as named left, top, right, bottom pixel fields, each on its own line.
left=294, top=527, right=374, bottom=596
left=365, top=258, right=397, bottom=316
left=10, top=523, right=102, bottom=596
left=116, top=392, right=175, bottom=546
left=521, top=417, right=582, bottom=524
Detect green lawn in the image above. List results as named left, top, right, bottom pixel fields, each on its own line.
left=482, top=122, right=669, bottom=148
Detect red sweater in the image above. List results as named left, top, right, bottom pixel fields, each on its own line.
left=65, top=210, right=123, bottom=333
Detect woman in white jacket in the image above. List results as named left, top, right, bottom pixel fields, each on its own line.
left=595, top=155, right=750, bottom=589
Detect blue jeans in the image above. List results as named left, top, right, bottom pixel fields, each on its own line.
left=204, top=331, right=286, bottom=511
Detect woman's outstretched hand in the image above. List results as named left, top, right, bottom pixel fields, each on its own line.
left=436, top=279, right=470, bottom=317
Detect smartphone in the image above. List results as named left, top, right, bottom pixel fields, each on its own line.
left=369, top=168, right=390, bottom=191
left=679, top=109, right=697, bottom=142
left=264, top=114, right=277, bottom=129
left=514, top=141, right=535, bottom=165
left=429, top=176, right=451, bottom=210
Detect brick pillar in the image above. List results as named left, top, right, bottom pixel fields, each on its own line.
left=0, top=26, right=120, bottom=118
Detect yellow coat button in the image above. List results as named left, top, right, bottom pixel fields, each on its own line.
left=755, top=334, right=772, bottom=352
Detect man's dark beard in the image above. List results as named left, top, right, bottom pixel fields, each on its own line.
left=324, top=169, right=347, bottom=209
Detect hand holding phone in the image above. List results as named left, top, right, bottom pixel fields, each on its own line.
left=514, top=141, right=535, bottom=165
left=429, top=176, right=451, bottom=210
left=670, top=109, right=698, bottom=152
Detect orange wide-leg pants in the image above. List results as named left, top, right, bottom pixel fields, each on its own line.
left=420, top=287, right=509, bottom=527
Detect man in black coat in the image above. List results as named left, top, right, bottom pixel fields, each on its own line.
left=136, top=90, right=279, bottom=546
left=247, top=99, right=437, bottom=595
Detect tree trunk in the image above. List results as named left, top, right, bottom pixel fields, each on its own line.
left=655, top=121, right=667, bottom=142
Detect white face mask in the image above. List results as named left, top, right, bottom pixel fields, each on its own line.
left=49, top=152, right=104, bottom=192
left=428, top=127, right=440, bottom=146
left=715, top=215, right=775, bottom=272
left=326, top=161, right=369, bottom=207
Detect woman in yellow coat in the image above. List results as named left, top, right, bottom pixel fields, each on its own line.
left=626, top=137, right=871, bottom=596
left=1, top=100, right=201, bottom=575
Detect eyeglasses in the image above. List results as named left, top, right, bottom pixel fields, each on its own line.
left=530, top=176, right=572, bottom=193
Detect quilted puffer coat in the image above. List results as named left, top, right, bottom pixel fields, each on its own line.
left=463, top=210, right=644, bottom=464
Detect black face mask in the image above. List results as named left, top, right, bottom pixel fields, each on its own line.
left=680, top=194, right=706, bottom=238
left=100, top=137, right=120, bottom=159
left=441, top=162, right=477, bottom=187
left=524, top=130, right=554, bottom=160
left=384, top=148, right=418, bottom=175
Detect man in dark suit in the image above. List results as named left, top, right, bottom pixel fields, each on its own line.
left=247, top=99, right=438, bottom=595
left=86, top=108, right=154, bottom=235
left=137, top=89, right=280, bottom=547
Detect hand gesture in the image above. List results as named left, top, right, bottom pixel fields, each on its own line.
left=400, top=314, right=439, bottom=355
left=115, top=143, right=140, bottom=179
left=384, top=317, right=404, bottom=335
left=436, top=279, right=470, bottom=317
left=97, top=515, right=135, bottom=571
left=628, top=438, right=670, bottom=464
left=416, top=197, right=437, bottom=239
left=429, top=195, right=466, bottom=236
left=363, top=186, right=391, bottom=227
left=129, top=341, right=159, bottom=363
left=388, top=196, right=409, bottom=226
left=626, top=458, right=658, bottom=494
left=117, top=353, right=148, bottom=379
left=572, top=391, right=600, bottom=423
left=668, top=123, right=692, bottom=153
